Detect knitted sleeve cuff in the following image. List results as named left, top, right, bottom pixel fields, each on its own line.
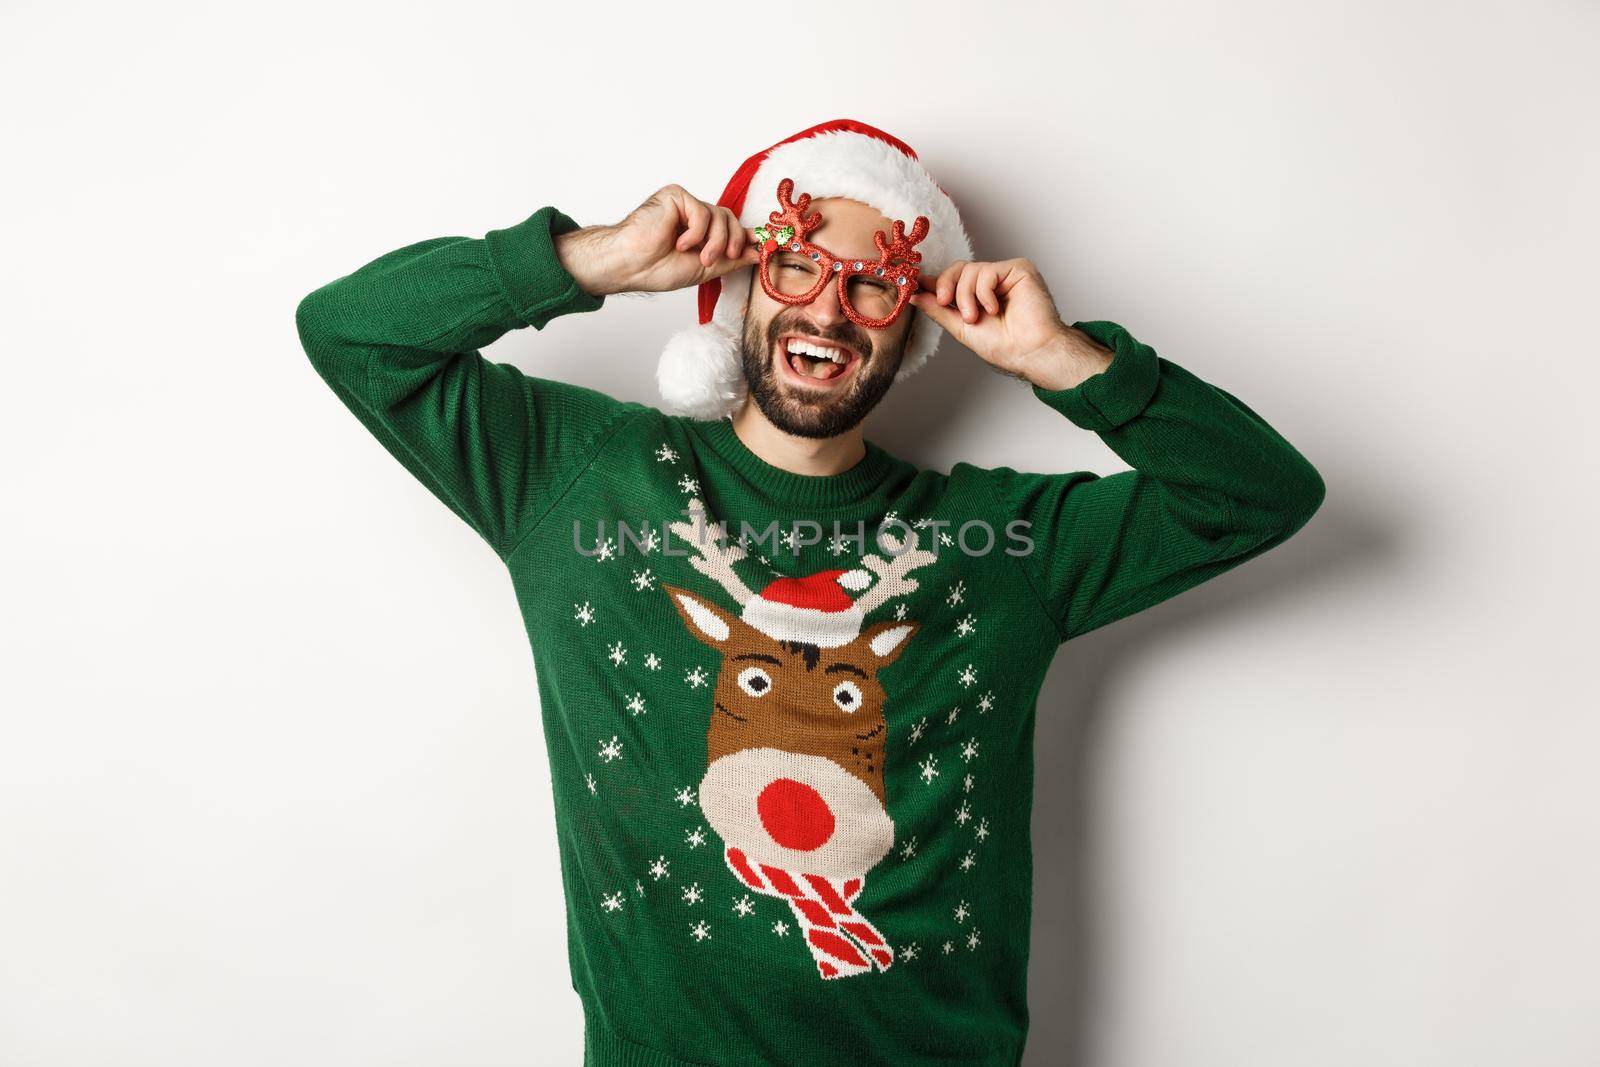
left=485, top=206, right=606, bottom=330
left=1032, top=320, right=1161, bottom=433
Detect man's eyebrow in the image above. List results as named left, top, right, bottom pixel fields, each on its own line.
left=733, top=653, right=782, bottom=665
left=824, top=663, right=867, bottom=677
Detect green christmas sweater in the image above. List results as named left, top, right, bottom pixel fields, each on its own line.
left=296, top=205, right=1324, bottom=1067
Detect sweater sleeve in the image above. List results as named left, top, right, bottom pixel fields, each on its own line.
left=985, top=320, right=1326, bottom=643
left=296, top=206, right=633, bottom=562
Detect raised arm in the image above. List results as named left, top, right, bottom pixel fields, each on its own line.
left=985, top=321, right=1324, bottom=641
left=295, top=206, right=628, bottom=561
left=296, top=186, right=761, bottom=562
left=911, top=259, right=1324, bottom=642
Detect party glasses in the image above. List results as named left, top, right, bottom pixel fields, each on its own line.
left=752, top=177, right=930, bottom=330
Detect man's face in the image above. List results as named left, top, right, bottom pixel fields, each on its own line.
left=738, top=197, right=917, bottom=439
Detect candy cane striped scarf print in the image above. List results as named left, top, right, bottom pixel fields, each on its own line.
left=724, top=846, right=893, bottom=979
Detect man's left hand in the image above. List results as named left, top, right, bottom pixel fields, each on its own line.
left=909, top=259, right=1114, bottom=391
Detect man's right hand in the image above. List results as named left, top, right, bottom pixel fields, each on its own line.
left=555, top=185, right=760, bottom=298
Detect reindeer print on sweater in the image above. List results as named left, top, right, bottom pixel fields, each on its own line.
left=663, top=500, right=935, bottom=980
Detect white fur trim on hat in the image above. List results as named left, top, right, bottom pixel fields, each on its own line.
left=657, top=125, right=973, bottom=420
left=740, top=597, right=865, bottom=649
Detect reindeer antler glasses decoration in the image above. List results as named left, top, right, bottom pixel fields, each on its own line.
left=753, top=177, right=931, bottom=330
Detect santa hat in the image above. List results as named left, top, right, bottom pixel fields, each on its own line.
left=657, top=118, right=974, bottom=419
left=741, top=568, right=874, bottom=648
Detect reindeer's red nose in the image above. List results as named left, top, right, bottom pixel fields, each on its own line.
left=757, top=777, right=835, bottom=851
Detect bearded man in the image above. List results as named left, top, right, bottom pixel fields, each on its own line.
left=297, top=118, right=1323, bottom=1067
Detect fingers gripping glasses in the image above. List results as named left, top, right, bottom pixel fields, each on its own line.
left=753, top=177, right=930, bottom=330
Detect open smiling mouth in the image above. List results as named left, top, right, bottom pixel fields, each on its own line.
left=776, top=333, right=862, bottom=390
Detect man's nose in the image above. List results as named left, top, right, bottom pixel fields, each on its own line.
left=801, top=280, right=846, bottom=327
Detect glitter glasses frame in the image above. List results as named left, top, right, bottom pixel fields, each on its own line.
left=752, top=178, right=931, bottom=330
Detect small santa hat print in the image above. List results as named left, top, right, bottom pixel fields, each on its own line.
left=741, top=568, right=874, bottom=649
left=657, top=118, right=974, bottom=419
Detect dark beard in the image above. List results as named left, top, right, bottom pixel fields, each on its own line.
left=739, top=306, right=905, bottom=439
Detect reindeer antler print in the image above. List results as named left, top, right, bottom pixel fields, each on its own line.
left=853, top=527, right=938, bottom=616
left=669, top=498, right=755, bottom=606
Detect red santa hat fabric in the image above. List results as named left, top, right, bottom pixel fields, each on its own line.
left=740, top=568, right=874, bottom=648
left=657, top=118, right=974, bottom=419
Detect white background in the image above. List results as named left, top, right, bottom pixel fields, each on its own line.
left=3, top=1, right=1597, bottom=1064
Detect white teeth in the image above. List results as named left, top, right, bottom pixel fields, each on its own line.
left=784, top=338, right=848, bottom=363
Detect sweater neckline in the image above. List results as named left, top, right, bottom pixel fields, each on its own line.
left=689, top=417, right=900, bottom=510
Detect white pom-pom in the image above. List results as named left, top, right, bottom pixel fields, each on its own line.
left=838, top=569, right=873, bottom=592
left=657, top=322, right=745, bottom=419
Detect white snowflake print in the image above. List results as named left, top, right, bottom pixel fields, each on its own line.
left=957, top=664, right=977, bottom=688
left=959, top=851, right=977, bottom=873
left=961, top=737, right=981, bottom=763
left=678, top=475, right=700, bottom=494
left=630, top=568, right=657, bottom=592
left=899, top=836, right=918, bottom=860
left=912, top=517, right=933, bottom=529
left=967, top=928, right=982, bottom=951
left=673, top=786, right=696, bottom=808
left=601, top=891, right=624, bottom=913
left=644, top=652, right=662, bottom=671
left=827, top=535, right=849, bottom=557
left=655, top=444, right=679, bottom=463
left=955, top=800, right=973, bottom=826
left=685, top=826, right=707, bottom=849
left=946, top=580, right=966, bottom=607
left=946, top=706, right=960, bottom=726
left=635, top=880, right=645, bottom=897
left=690, top=921, right=711, bottom=942
left=942, top=941, right=955, bottom=956
left=638, top=527, right=661, bottom=554
left=908, top=717, right=927, bottom=745
left=595, top=537, right=617, bottom=563
left=782, top=527, right=801, bottom=552
left=607, top=642, right=628, bottom=667
left=585, top=773, right=597, bottom=794
left=918, top=754, right=940, bottom=785
left=953, top=900, right=970, bottom=924
left=938, top=531, right=953, bottom=547
left=598, top=736, right=623, bottom=763
left=955, top=614, right=976, bottom=637
left=883, top=510, right=899, bottom=525
left=963, top=773, right=975, bottom=794
left=648, top=855, right=671, bottom=881
left=894, top=603, right=909, bottom=621
left=977, top=691, right=995, bottom=714
left=772, top=920, right=791, bottom=938
left=685, top=666, right=709, bottom=689
left=733, top=895, right=755, bottom=918
left=975, top=817, right=991, bottom=843
left=681, top=883, right=703, bottom=906
left=573, top=601, right=595, bottom=627
left=624, top=692, right=646, bottom=717
left=901, top=942, right=920, bottom=961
